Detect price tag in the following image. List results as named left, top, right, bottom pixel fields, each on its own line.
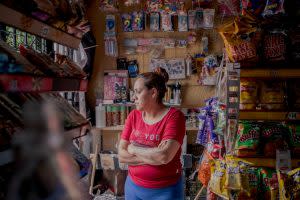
left=41, top=26, right=49, bottom=37
left=288, top=112, right=299, bottom=120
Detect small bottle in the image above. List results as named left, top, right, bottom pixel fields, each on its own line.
left=186, top=55, right=193, bottom=76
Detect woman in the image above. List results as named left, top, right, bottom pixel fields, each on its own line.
left=118, top=67, right=186, bottom=200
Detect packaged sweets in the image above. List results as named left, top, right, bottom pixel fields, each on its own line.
left=260, top=168, right=279, bottom=200
left=132, top=11, right=145, bottom=31
left=262, top=0, right=285, bottom=17
left=235, top=121, right=260, bottom=157
left=287, top=124, right=300, bottom=156
left=150, top=12, right=160, bottom=32
left=261, top=123, right=290, bottom=158
left=260, top=81, right=285, bottom=104
left=225, top=156, right=250, bottom=193
left=178, top=12, right=188, bottom=32
left=233, top=167, right=261, bottom=200
left=209, top=159, right=229, bottom=199
left=240, top=79, right=258, bottom=104
left=146, top=0, right=163, bottom=13
left=263, top=30, right=287, bottom=62
left=121, top=13, right=132, bottom=32
left=188, top=10, right=197, bottom=30
left=161, top=13, right=173, bottom=32
left=218, top=13, right=258, bottom=62
left=198, top=150, right=213, bottom=187
left=217, top=0, right=240, bottom=16
left=241, top=0, right=266, bottom=16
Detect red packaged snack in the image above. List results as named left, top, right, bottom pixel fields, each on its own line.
left=263, top=30, right=287, bottom=63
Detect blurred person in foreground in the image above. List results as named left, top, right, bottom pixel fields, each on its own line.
left=7, top=101, right=83, bottom=200
left=118, top=67, right=186, bottom=200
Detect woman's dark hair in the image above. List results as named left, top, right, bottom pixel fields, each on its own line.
left=139, top=67, right=169, bottom=103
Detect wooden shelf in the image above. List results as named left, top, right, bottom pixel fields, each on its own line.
left=0, top=4, right=81, bottom=49
left=239, top=157, right=300, bottom=168
left=240, top=69, right=300, bottom=78
left=240, top=111, right=300, bottom=121
left=0, top=74, right=88, bottom=92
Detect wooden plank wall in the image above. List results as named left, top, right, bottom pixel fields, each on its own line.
left=86, top=0, right=225, bottom=109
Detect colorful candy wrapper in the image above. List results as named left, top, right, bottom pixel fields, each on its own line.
left=132, top=11, right=145, bottom=31
left=122, top=13, right=133, bottom=32
left=188, top=10, right=197, bottom=30
left=150, top=12, right=160, bottom=32
left=178, top=12, right=188, bottom=32
left=262, top=0, right=285, bottom=17
left=161, top=13, right=173, bottom=32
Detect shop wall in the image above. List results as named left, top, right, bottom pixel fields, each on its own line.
left=86, top=0, right=225, bottom=108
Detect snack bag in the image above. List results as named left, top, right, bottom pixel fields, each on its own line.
left=261, top=123, right=290, bottom=158
left=235, top=121, right=260, bottom=157
left=262, top=0, right=285, bottom=17
left=132, top=11, right=145, bottom=31
left=146, top=0, right=163, bottom=13
left=241, top=0, right=267, bottom=16
left=121, top=13, right=133, bottom=32
left=161, top=12, right=173, bottom=32
left=260, top=81, right=285, bottom=110
left=263, top=30, right=287, bottom=63
left=198, top=150, right=213, bottom=187
left=218, top=13, right=258, bottom=62
left=150, top=12, right=160, bottom=32
left=233, top=167, right=261, bottom=200
left=225, top=156, right=250, bottom=193
left=240, top=79, right=258, bottom=104
left=287, top=124, right=300, bottom=156
left=209, top=159, right=229, bottom=199
left=260, top=168, right=279, bottom=200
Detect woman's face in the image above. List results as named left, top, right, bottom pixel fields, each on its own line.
left=133, top=78, right=156, bottom=111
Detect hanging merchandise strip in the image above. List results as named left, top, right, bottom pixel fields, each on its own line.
left=225, top=62, right=240, bottom=155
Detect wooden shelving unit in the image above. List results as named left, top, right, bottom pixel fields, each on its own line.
left=240, top=69, right=300, bottom=78
left=239, top=111, right=300, bottom=121
left=0, top=74, right=88, bottom=92
left=0, top=4, right=81, bottom=49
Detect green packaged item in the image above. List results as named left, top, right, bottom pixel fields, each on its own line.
left=234, top=121, right=260, bottom=157
left=260, top=168, right=279, bottom=200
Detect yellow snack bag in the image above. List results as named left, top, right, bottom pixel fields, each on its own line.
left=209, top=159, right=229, bottom=199
left=225, top=156, right=250, bottom=194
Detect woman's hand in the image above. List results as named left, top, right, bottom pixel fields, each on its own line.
left=127, top=143, right=135, bottom=155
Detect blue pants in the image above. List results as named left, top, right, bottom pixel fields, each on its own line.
left=125, top=176, right=184, bottom=200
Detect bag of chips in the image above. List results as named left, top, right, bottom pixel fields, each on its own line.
left=260, top=168, right=279, bottom=200
left=263, top=30, right=287, bottom=63
left=240, top=79, right=258, bottom=110
left=209, top=159, right=229, bottom=199
left=218, top=13, right=259, bottom=63
left=235, top=121, right=260, bottom=157
left=261, top=123, right=290, bottom=158
left=287, top=124, right=300, bottom=157
left=260, top=81, right=285, bottom=111
left=225, top=156, right=250, bottom=193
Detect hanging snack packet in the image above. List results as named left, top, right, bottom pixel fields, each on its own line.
left=106, top=15, right=116, bottom=32
left=241, top=0, right=267, bottom=17
left=235, top=121, right=260, bottom=157
left=209, top=159, right=229, bottom=199
left=150, top=12, right=160, bottom=32
left=146, top=0, right=163, bottom=13
left=234, top=167, right=261, bottom=199
left=260, top=168, right=279, bottom=200
left=163, top=0, right=179, bottom=14
left=161, top=12, right=173, bottom=32
left=261, top=123, right=290, bottom=158
left=121, top=13, right=133, bottom=32
left=225, top=156, right=250, bottom=193
left=198, top=150, right=213, bottom=187
left=132, top=11, right=145, bottom=31
left=262, top=0, right=285, bottom=17
left=203, top=9, right=215, bottom=29
left=263, top=30, right=287, bottom=63
left=240, top=79, right=258, bottom=110
left=218, top=13, right=258, bottom=62
left=178, top=12, right=188, bottom=32
left=287, top=124, right=300, bottom=156
left=188, top=10, right=197, bottom=30
left=260, top=81, right=285, bottom=110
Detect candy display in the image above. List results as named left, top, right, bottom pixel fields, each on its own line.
left=150, top=12, right=160, bottom=32
left=132, top=11, right=145, bottom=31
left=121, top=13, right=133, bottom=32
left=178, top=12, right=188, bottom=32
left=161, top=13, right=173, bottom=32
